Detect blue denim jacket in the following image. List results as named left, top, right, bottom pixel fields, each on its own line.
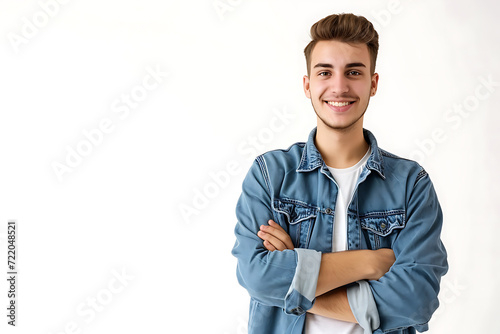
left=231, top=128, right=448, bottom=334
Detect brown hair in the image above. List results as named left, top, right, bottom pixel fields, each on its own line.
left=304, top=13, right=379, bottom=76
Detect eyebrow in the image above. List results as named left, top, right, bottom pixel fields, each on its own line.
left=313, top=62, right=366, bottom=69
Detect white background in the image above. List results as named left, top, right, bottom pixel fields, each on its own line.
left=0, top=0, right=499, bottom=333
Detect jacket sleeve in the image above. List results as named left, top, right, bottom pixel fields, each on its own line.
left=347, top=280, right=380, bottom=333
left=231, top=157, right=322, bottom=315
left=370, top=170, right=448, bottom=333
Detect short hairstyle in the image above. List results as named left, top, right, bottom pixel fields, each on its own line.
left=304, top=13, right=379, bottom=76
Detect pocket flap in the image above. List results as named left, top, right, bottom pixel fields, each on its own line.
left=360, top=210, right=405, bottom=236
left=273, top=199, right=317, bottom=225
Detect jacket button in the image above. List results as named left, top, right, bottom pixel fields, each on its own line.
left=380, top=223, right=386, bottom=229
left=325, top=208, right=333, bottom=214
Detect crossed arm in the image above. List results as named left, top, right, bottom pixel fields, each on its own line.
left=258, top=220, right=395, bottom=323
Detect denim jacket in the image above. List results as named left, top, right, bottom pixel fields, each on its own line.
left=231, top=128, right=448, bottom=334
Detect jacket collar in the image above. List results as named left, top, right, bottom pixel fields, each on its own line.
left=296, top=127, right=385, bottom=179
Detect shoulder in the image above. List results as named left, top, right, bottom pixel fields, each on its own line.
left=378, top=148, right=428, bottom=185
left=255, top=141, right=306, bottom=172
left=242, top=141, right=305, bottom=193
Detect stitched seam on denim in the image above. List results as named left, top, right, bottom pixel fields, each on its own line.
left=354, top=195, right=360, bottom=251
left=275, top=197, right=321, bottom=212
left=304, top=220, right=313, bottom=249
left=272, top=206, right=291, bottom=224
left=257, top=155, right=281, bottom=225
left=380, top=149, right=401, bottom=159
left=297, top=144, right=310, bottom=171
left=296, top=142, right=323, bottom=172
left=364, top=148, right=385, bottom=179
left=272, top=200, right=317, bottom=225
left=276, top=197, right=312, bottom=208
left=362, top=224, right=405, bottom=237
left=359, top=210, right=406, bottom=218
left=359, top=212, right=406, bottom=236
left=275, top=197, right=336, bottom=217
left=415, top=168, right=428, bottom=185
left=272, top=207, right=291, bottom=224
left=291, top=215, right=316, bottom=225
left=256, top=155, right=271, bottom=195
left=382, top=320, right=430, bottom=333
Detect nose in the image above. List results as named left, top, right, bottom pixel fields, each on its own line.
left=330, top=73, right=349, bottom=95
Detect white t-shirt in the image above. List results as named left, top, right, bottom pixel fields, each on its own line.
left=305, top=147, right=371, bottom=334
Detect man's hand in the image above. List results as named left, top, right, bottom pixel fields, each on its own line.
left=257, top=219, right=395, bottom=298
left=257, top=220, right=294, bottom=251
left=257, top=220, right=395, bottom=281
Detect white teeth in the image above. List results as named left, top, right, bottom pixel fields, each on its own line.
left=327, top=101, right=351, bottom=107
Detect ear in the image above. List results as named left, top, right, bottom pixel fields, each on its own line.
left=370, top=73, right=379, bottom=96
left=303, top=75, right=311, bottom=99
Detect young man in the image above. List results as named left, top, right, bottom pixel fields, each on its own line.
left=231, top=13, right=447, bottom=334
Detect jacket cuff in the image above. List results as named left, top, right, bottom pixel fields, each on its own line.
left=284, top=248, right=321, bottom=315
left=347, top=280, right=380, bottom=333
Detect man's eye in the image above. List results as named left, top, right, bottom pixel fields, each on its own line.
left=347, top=70, right=361, bottom=76
left=319, top=71, right=330, bottom=76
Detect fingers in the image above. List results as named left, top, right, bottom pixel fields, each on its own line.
left=263, top=240, right=277, bottom=252
left=258, top=230, right=287, bottom=251
left=257, top=220, right=294, bottom=251
left=266, top=220, right=295, bottom=250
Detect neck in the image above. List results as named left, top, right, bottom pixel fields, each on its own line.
left=314, top=121, right=369, bottom=168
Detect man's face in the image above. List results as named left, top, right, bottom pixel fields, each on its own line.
left=303, top=40, right=379, bottom=131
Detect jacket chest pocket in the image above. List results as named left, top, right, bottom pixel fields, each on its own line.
left=272, top=199, right=317, bottom=249
left=360, top=210, right=405, bottom=249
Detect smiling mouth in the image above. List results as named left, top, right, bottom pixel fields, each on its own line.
left=326, top=101, right=355, bottom=107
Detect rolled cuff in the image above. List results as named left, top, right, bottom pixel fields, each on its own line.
left=284, top=248, right=321, bottom=315
left=347, top=280, right=380, bottom=334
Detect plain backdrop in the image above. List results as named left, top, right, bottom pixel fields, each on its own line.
left=0, top=0, right=499, bottom=333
